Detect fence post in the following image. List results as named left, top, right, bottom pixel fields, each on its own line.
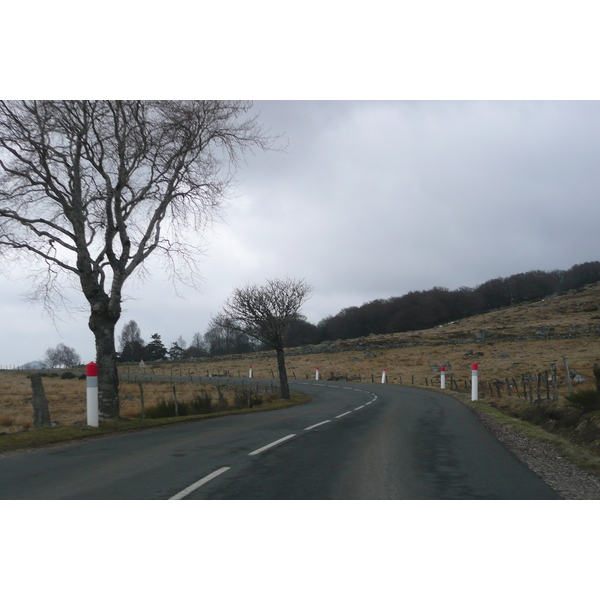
left=138, top=382, right=145, bottom=419
left=440, top=365, right=446, bottom=389
left=471, top=363, right=478, bottom=401
left=551, top=363, right=558, bottom=400
left=86, top=362, right=99, bottom=427
left=563, top=357, right=573, bottom=394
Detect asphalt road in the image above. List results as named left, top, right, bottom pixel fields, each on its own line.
left=0, top=379, right=560, bottom=499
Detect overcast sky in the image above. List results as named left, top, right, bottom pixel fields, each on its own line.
left=1, top=100, right=599, bottom=366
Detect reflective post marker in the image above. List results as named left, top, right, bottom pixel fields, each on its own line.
left=249, top=366, right=253, bottom=378
left=441, top=365, right=446, bottom=389
left=471, top=363, right=479, bottom=401
left=316, top=367, right=320, bottom=381
left=86, top=362, right=99, bottom=427
left=382, top=369, right=388, bottom=384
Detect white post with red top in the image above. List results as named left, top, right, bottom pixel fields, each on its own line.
left=86, top=362, right=99, bottom=427
left=249, top=366, right=253, bottom=378
left=316, top=367, right=320, bottom=380
left=471, top=363, right=479, bottom=401
left=381, top=369, right=388, bottom=384
left=440, top=365, right=446, bottom=389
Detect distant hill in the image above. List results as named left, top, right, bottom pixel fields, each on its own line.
left=18, top=361, right=45, bottom=370
left=314, top=261, right=600, bottom=343
left=206, top=261, right=600, bottom=355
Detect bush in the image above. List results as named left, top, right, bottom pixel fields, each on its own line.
left=144, top=400, right=190, bottom=419
left=234, top=388, right=262, bottom=409
left=61, top=372, right=77, bottom=379
left=190, top=391, right=213, bottom=414
left=567, top=388, right=600, bottom=413
left=520, top=404, right=549, bottom=426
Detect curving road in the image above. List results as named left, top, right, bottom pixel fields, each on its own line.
left=0, top=379, right=560, bottom=499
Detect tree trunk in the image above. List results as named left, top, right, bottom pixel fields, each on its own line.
left=275, top=347, right=290, bottom=399
left=88, top=304, right=120, bottom=419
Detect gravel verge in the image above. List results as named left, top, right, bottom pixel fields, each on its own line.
left=468, top=404, right=600, bottom=499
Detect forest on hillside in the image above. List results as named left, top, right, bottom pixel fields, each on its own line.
left=311, top=261, right=600, bottom=344
left=119, top=261, right=600, bottom=361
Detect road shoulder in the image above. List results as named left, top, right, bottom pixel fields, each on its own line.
left=438, top=388, right=600, bottom=499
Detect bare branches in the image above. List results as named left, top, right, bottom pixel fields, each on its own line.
left=213, top=277, right=312, bottom=400
left=213, top=278, right=313, bottom=349
left=0, top=100, right=271, bottom=312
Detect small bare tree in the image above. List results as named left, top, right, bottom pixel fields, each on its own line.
left=44, top=343, right=81, bottom=368
left=212, top=278, right=313, bottom=399
left=0, top=101, right=272, bottom=418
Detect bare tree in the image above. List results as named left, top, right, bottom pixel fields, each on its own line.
left=212, top=278, right=313, bottom=399
left=118, top=319, right=145, bottom=362
left=119, top=320, right=144, bottom=350
left=44, top=343, right=81, bottom=368
left=0, top=101, right=271, bottom=418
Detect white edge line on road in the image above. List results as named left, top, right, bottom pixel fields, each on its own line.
left=248, top=434, right=297, bottom=456
left=335, top=411, right=352, bottom=418
left=169, top=466, right=231, bottom=500
left=304, top=420, right=332, bottom=431
left=354, top=405, right=365, bottom=410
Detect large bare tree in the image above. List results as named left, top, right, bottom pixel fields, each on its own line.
left=0, top=100, right=270, bottom=418
left=212, top=278, right=313, bottom=399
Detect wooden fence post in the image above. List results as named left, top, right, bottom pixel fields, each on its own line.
left=563, top=357, right=573, bottom=395
left=172, top=385, right=179, bottom=417
left=138, top=382, right=145, bottom=419
left=551, top=363, right=559, bottom=400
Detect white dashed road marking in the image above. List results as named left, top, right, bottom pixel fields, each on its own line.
left=169, top=467, right=231, bottom=500
left=304, top=420, right=331, bottom=431
left=335, top=411, right=352, bottom=418
left=248, top=434, right=297, bottom=456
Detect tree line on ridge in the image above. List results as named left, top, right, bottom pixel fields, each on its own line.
left=118, top=261, right=600, bottom=361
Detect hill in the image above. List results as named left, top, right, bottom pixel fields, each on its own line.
left=314, top=261, right=600, bottom=343
left=177, top=281, right=600, bottom=391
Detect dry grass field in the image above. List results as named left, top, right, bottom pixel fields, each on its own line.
left=0, top=373, right=244, bottom=434
left=2, top=282, right=600, bottom=436
left=136, top=284, right=600, bottom=392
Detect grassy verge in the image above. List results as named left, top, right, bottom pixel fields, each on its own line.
left=0, top=391, right=311, bottom=454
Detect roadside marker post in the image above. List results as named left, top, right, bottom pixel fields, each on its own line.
left=441, top=365, right=446, bottom=389
left=86, top=362, right=99, bottom=427
left=316, top=367, right=320, bottom=381
left=249, top=366, right=253, bottom=378
left=382, top=369, right=388, bottom=384
left=471, top=363, right=479, bottom=401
